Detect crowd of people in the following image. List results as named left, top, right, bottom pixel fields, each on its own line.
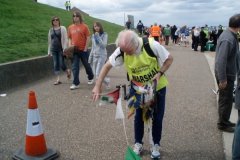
left=47, top=11, right=240, bottom=159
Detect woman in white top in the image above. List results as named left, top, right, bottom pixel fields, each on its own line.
left=48, top=16, right=69, bottom=85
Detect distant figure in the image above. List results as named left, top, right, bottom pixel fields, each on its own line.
left=200, top=27, right=207, bottom=52
left=126, top=20, right=131, bottom=30
left=171, top=25, right=177, bottom=44
left=65, top=1, right=68, bottom=10
left=163, top=24, right=171, bottom=45
left=68, top=1, right=71, bottom=11
left=136, top=20, right=144, bottom=36
left=151, top=23, right=161, bottom=42
left=217, top=25, right=223, bottom=39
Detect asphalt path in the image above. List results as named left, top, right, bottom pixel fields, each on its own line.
left=0, top=43, right=225, bottom=160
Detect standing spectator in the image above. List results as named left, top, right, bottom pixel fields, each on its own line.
left=65, top=1, right=68, bottom=10
left=217, top=25, right=224, bottom=39
left=193, top=27, right=200, bottom=51
left=92, top=30, right=173, bottom=159
left=48, top=16, right=69, bottom=85
left=88, top=22, right=110, bottom=89
left=200, top=27, right=207, bottom=52
left=151, top=23, right=161, bottom=42
left=191, top=26, right=195, bottom=50
left=210, top=28, right=218, bottom=51
left=126, top=19, right=131, bottom=30
left=171, top=25, right=177, bottom=44
left=215, top=13, right=240, bottom=133
left=136, top=20, right=144, bottom=36
left=68, top=1, right=71, bottom=11
left=68, top=11, right=94, bottom=90
left=163, top=24, right=171, bottom=45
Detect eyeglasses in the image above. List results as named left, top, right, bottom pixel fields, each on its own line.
left=73, top=15, right=79, bottom=17
left=52, top=19, right=59, bottom=21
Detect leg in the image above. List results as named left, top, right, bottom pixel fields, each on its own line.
left=79, top=51, right=94, bottom=80
left=218, top=80, right=234, bottom=131
left=72, top=53, right=80, bottom=85
left=152, top=87, right=166, bottom=145
left=134, top=107, right=144, bottom=144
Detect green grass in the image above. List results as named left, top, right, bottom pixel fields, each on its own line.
left=0, top=0, right=124, bottom=64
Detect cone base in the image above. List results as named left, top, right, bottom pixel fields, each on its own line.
left=13, top=148, right=59, bottom=160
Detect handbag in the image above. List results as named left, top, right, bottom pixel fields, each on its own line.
left=63, top=46, right=75, bottom=59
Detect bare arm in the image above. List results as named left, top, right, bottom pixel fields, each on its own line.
left=92, top=60, right=112, bottom=101
left=152, top=54, right=173, bottom=82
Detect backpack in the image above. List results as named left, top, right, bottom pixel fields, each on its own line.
left=115, top=37, right=157, bottom=80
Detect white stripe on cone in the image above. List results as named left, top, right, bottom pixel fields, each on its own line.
left=26, top=109, right=43, bottom=136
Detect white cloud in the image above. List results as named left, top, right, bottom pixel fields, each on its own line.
left=38, top=0, right=240, bottom=27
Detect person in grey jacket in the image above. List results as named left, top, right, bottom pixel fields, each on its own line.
left=215, top=13, right=240, bottom=133
left=232, top=14, right=240, bottom=160
left=88, top=22, right=110, bottom=88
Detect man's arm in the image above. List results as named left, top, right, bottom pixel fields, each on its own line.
left=92, top=61, right=112, bottom=101
left=152, top=54, right=173, bottom=82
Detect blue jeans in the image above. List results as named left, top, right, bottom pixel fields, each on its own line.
left=134, top=87, right=166, bottom=145
left=232, top=110, right=240, bottom=160
left=52, top=50, right=66, bottom=74
left=72, top=50, right=94, bottom=85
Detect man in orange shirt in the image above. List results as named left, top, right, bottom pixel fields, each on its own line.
left=68, top=11, right=94, bottom=90
left=151, top=23, right=161, bottom=42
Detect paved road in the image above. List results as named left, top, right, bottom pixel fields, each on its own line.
left=0, top=43, right=226, bottom=160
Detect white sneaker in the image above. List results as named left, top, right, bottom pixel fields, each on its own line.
left=70, top=84, right=80, bottom=90
left=133, top=143, right=143, bottom=155
left=88, top=79, right=94, bottom=85
left=151, top=144, right=160, bottom=159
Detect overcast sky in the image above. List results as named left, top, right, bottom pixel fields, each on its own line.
left=38, top=0, right=240, bottom=27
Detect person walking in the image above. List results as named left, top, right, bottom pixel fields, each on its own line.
left=92, top=30, right=173, bottom=159
left=215, top=13, right=240, bottom=133
left=68, top=11, right=94, bottom=90
left=136, top=20, right=144, bottom=36
left=126, top=19, right=131, bottom=30
left=163, top=24, right=171, bottom=45
left=48, top=16, right=69, bottom=85
left=88, top=22, right=110, bottom=89
left=151, top=23, right=161, bottom=42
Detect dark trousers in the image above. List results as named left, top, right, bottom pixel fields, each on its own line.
left=232, top=110, right=240, bottom=160
left=193, top=36, right=199, bottom=51
left=165, top=36, right=170, bottom=45
left=72, top=50, right=94, bottom=85
left=134, top=87, right=166, bottom=145
left=217, top=80, right=234, bottom=126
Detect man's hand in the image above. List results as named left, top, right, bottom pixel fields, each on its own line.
left=219, top=80, right=227, bottom=90
left=92, top=84, right=102, bottom=102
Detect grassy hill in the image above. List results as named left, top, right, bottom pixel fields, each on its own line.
left=0, top=0, right=124, bottom=64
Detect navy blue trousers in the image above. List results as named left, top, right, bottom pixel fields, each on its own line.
left=134, top=87, right=166, bottom=145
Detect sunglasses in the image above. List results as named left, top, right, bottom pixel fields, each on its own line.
left=73, top=15, right=79, bottom=17
left=52, top=19, right=59, bottom=21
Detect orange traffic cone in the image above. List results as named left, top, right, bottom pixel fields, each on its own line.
left=13, top=91, right=59, bottom=160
